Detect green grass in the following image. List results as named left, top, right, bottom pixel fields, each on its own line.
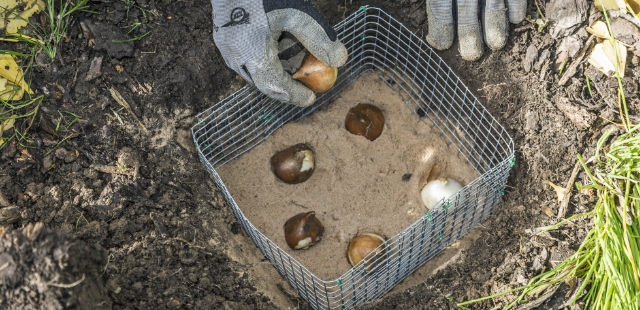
left=113, top=31, right=151, bottom=43
left=1, top=0, right=94, bottom=150
left=459, top=7, right=640, bottom=310
left=0, top=0, right=96, bottom=59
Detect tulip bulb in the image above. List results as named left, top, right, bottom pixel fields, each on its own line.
left=420, top=178, right=462, bottom=210
left=293, top=53, right=338, bottom=93
left=284, top=211, right=324, bottom=250
left=347, top=233, right=386, bottom=272
left=271, top=143, right=315, bottom=184
left=345, top=103, right=385, bottom=141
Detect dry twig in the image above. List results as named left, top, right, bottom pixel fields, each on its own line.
left=108, top=87, right=148, bottom=133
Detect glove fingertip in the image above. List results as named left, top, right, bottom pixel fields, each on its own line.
left=325, top=43, right=348, bottom=68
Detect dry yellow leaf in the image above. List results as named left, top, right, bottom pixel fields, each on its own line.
left=0, top=78, right=7, bottom=92
left=0, top=54, right=31, bottom=97
left=594, top=0, right=626, bottom=10
left=2, top=116, right=16, bottom=131
left=603, top=39, right=627, bottom=78
left=0, top=81, right=24, bottom=100
left=541, top=205, right=555, bottom=217
left=589, top=43, right=618, bottom=77
left=587, top=21, right=613, bottom=41
left=6, top=0, right=45, bottom=34
left=544, top=180, right=566, bottom=203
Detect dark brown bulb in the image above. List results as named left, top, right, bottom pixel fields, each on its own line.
left=345, top=103, right=385, bottom=141
left=284, top=211, right=324, bottom=250
left=271, top=143, right=315, bottom=184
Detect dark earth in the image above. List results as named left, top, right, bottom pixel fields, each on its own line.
left=1, top=0, right=638, bottom=309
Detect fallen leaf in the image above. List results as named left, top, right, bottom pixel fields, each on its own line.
left=544, top=180, right=566, bottom=203
left=628, top=0, right=640, bottom=17
left=2, top=116, right=16, bottom=131
left=602, top=39, right=627, bottom=78
left=0, top=54, right=31, bottom=100
left=542, top=205, right=555, bottom=217
left=5, top=0, right=45, bottom=34
left=0, top=0, right=45, bottom=34
left=586, top=21, right=613, bottom=41
left=588, top=43, right=617, bottom=77
left=594, top=0, right=626, bottom=10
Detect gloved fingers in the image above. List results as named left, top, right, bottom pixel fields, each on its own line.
left=458, top=25, right=484, bottom=61
left=483, top=0, right=509, bottom=51
left=267, top=6, right=348, bottom=68
left=253, top=35, right=316, bottom=107
left=458, top=0, right=484, bottom=60
left=426, top=0, right=455, bottom=50
left=277, top=33, right=307, bottom=75
left=506, top=0, right=527, bottom=24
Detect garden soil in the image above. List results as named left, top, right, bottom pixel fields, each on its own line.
left=218, top=71, right=479, bottom=280
left=0, top=0, right=636, bottom=309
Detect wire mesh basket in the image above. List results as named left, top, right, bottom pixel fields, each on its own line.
left=192, top=6, right=514, bottom=310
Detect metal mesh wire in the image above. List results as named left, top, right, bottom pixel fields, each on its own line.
left=191, top=6, right=514, bottom=310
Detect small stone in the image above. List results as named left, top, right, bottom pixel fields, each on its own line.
left=525, top=110, right=538, bottom=132
left=501, top=55, right=514, bottom=64
left=547, top=0, right=588, bottom=38
left=332, top=213, right=340, bottom=221
left=43, top=155, right=53, bottom=171
left=0, top=205, right=20, bottom=224
left=523, top=45, right=538, bottom=72
left=100, top=95, right=110, bottom=110
left=0, top=189, right=9, bottom=207
left=85, top=56, right=103, bottom=82
left=611, top=18, right=640, bottom=46
left=55, top=148, right=69, bottom=160
left=402, top=173, right=412, bottom=182
left=100, top=125, right=110, bottom=140
left=534, top=49, right=550, bottom=71
left=64, top=149, right=79, bottom=163
left=532, top=257, right=543, bottom=270
left=117, top=147, right=139, bottom=168
left=514, top=268, right=528, bottom=285
left=557, top=35, right=582, bottom=59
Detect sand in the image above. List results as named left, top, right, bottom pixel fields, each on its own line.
left=217, top=71, right=479, bottom=280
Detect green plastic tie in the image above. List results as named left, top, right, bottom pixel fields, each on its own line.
left=198, top=118, right=204, bottom=126
left=439, top=233, right=443, bottom=241
left=258, top=114, right=274, bottom=120
left=359, top=6, right=367, bottom=11
left=510, top=158, right=516, bottom=167
left=425, top=212, right=431, bottom=221
left=501, top=191, right=505, bottom=196
left=361, top=34, right=365, bottom=41
left=203, top=144, right=211, bottom=152
left=444, top=203, right=451, bottom=210
left=336, top=279, right=342, bottom=287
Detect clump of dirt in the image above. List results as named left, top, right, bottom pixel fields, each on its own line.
left=0, top=223, right=110, bottom=309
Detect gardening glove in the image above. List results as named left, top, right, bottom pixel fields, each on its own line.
left=426, top=0, right=527, bottom=61
left=210, top=0, right=349, bottom=107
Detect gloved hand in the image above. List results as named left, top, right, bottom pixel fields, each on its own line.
left=426, top=0, right=527, bottom=61
left=210, top=0, right=348, bottom=107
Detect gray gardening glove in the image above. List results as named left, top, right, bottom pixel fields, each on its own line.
left=211, top=0, right=349, bottom=107
left=426, top=0, right=527, bottom=61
